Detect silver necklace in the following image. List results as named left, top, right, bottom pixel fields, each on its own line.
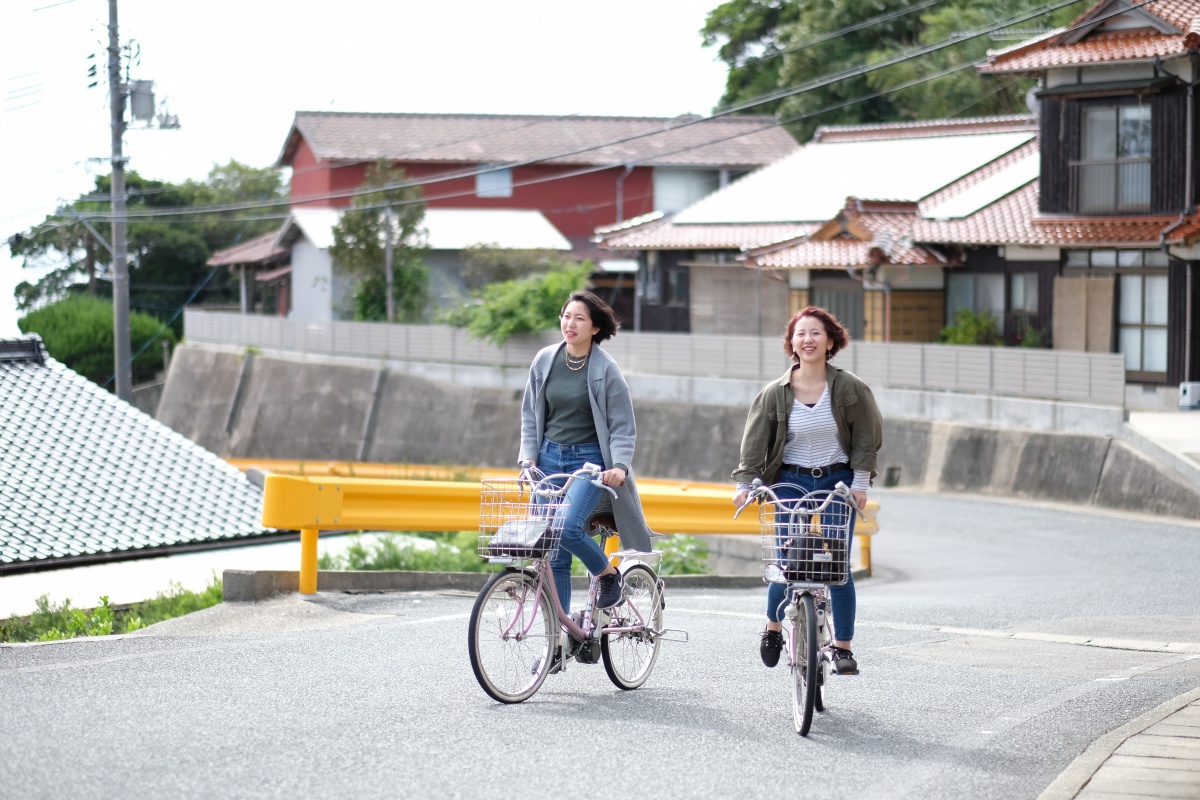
left=565, top=349, right=589, bottom=371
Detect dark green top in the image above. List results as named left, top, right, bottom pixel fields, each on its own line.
left=542, top=348, right=599, bottom=445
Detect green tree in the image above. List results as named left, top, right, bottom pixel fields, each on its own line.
left=18, top=294, right=177, bottom=384
left=10, top=161, right=287, bottom=336
left=328, top=160, right=429, bottom=323
left=446, top=262, right=590, bottom=346
left=460, top=245, right=560, bottom=292
left=702, top=0, right=1091, bottom=141
left=701, top=0, right=804, bottom=114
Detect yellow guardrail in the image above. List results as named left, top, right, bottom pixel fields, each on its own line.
left=250, top=461, right=879, bottom=594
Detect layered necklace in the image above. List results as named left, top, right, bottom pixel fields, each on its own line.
left=565, top=348, right=589, bottom=371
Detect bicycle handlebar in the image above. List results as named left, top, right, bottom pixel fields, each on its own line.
left=733, top=479, right=865, bottom=520
left=524, top=462, right=618, bottom=498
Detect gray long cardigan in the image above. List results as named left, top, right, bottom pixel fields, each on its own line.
left=519, top=342, right=654, bottom=552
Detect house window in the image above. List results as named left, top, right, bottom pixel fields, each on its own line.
left=1073, top=104, right=1151, bottom=213
left=476, top=165, right=513, bottom=198
left=1010, top=273, right=1038, bottom=315
left=946, top=273, right=1004, bottom=320
left=665, top=265, right=689, bottom=306
left=1065, top=249, right=1168, bottom=377
left=642, top=251, right=662, bottom=304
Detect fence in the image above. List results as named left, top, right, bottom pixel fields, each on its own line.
left=184, top=309, right=1127, bottom=406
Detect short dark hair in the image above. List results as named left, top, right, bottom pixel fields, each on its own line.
left=561, top=290, right=619, bottom=343
left=784, top=306, right=850, bottom=362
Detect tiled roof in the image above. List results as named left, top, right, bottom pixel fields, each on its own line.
left=812, top=115, right=1037, bottom=142
left=746, top=203, right=955, bottom=269
left=982, top=0, right=1200, bottom=73
left=911, top=181, right=1200, bottom=246
left=0, top=337, right=269, bottom=572
left=600, top=220, right=817, bottom=251
left=277, top=112, right=800, bottom=169
left=207, top=230, right=288, bottom=268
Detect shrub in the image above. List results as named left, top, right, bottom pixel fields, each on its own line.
left=318, top=531, right=487, bottom=572
left=0, top=574, right=222, bottom=643
left=440, top=262, right=590, bottom=345
left=939, top=308, right=1001, bottom=345
left=18, top=294, right=178, bottom=385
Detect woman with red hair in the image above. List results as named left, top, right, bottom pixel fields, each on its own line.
left=732, top=306, right=882, bottom=675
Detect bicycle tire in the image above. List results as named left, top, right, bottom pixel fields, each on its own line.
left=791, top=592, right=819, bottom=736
left=468, top=569, right=555, bottom=704
left=601, top=564, right=663, bottom=690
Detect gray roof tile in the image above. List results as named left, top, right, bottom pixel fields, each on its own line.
left=0, top=336, right=270, bottom=572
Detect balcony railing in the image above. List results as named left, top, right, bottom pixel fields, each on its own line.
left=1069, top=159, right=1151, bottom=214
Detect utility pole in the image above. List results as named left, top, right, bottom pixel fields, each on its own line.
left=108, top=0, right=132, bottom=401
left=383, top=206, right=395, bottom=322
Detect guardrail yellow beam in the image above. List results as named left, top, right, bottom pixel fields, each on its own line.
left=257, top=468, right=879, bottom=593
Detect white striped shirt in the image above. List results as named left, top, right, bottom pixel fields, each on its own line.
left=781, top=387, right=869, bottom=490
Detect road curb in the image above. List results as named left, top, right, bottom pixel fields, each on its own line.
left=1037, top=684, right=1200, bottom=800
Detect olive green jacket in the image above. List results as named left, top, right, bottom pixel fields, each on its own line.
left=732, top=362, right=883, bottom=487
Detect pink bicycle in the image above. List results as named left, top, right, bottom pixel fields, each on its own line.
left=468, top=463, right=684, bottom=704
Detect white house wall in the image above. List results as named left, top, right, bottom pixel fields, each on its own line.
left=290, top=238, right=333, bottom=323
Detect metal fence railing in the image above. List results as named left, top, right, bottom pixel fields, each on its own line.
left=185, top=310, right=1127, bottom=407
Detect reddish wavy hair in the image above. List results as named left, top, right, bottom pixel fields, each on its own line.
left=783, top=306, right=850, bottom=362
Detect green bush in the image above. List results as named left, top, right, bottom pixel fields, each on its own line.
left=0, top=574, right=222, bottom=643
left=939, top=308, right=1001, bottom=345
left=18, top=294, right=178, bottom=385
left=657, top=534, right=712, bottom=575
left=318, top=531, right=487, bottom=572
left=439, top=262, right=590, bottom=345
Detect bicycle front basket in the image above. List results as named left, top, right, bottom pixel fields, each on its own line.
left=478, top=479, right=567, bottom=560
left=760, top=493, right=853, bottom=585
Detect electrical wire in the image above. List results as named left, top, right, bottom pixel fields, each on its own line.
left=70, top=0, right=1096, bottom=223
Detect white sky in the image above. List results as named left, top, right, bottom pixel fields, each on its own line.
left=0, top=0, right=730, bottom=336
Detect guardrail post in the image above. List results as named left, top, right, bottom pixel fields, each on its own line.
left=299, top=528, right=319, bottom=594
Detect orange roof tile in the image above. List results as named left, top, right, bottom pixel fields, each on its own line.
left=982, top=0, right=1200, bottom=73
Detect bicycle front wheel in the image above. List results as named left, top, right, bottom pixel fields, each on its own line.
left=791, top=592, right=819, bottom=736
left=468, top=569, right=555, bottom=704
left=601, top=564, right=663, bottom=690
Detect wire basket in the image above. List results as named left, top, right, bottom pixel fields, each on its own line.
left=759, top=490, right=854, bottom=585
left=478, top=479, right=570, bottom=561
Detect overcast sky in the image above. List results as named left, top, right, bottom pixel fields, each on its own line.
left=0, top=0, right=731, bottom=336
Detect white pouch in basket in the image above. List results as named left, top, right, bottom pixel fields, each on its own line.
left=488, top=518, right=552, bottom=557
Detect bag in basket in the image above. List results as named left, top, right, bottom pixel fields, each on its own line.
left=784, top=533, right=845, bottom=583
left=488, top=518, right=552, bottom=558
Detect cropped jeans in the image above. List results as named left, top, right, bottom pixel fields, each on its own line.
left=538, top=439, right=610, bottom=611
left=766, top=466, right=857, bottom=643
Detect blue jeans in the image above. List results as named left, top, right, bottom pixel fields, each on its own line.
left=538, top=439, right=610, bottom=611
left=766, top=466, right=857, bottom=643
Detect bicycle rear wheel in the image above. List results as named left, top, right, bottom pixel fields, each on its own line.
left=468, top=569, right=554, bottom=704
left=601, top=564, right=663, bottom=690
left=791, top=592, right=819, bottom=736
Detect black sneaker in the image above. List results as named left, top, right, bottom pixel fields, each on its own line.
left=596, top=572, right=623, bottom=609
left=760, top=629, right=784, bottom=668
left=832, top=647, right=858, bottom=675
left=547, top=648, right=565, bottom=675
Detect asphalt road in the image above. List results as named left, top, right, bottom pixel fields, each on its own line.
left=3, top=490, right=1199, bottom=800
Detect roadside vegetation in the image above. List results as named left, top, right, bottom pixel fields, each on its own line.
left=0, top=574, right=224, bottom=643
left=319, top=531, right=713, bottom=576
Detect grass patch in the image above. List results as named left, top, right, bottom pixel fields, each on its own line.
left=0, top=573, right=224, bottom=643
left=321, top=531, right=712, bottom=576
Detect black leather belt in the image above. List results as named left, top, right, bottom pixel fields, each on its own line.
left=781, top=462, right=850, bottom=478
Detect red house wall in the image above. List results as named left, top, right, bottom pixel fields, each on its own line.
left=287, top=143, right=656, bottom=240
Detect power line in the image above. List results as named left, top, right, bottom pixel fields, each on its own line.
left=36, top=0, right=1145, bottom=228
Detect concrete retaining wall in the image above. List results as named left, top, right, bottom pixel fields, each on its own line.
left=160, top=344, right=1200, bottom=520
